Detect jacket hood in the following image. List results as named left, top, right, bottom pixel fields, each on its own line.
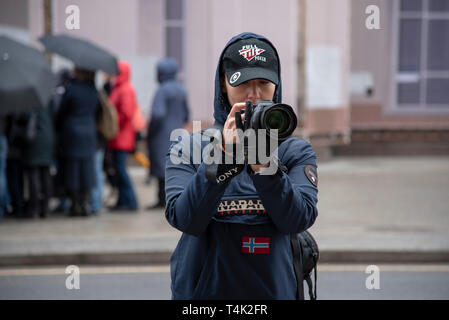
left=115, top=60, right=131, bottom=85
left=213, top=32, right=282, bottom=126
left=157, top=58, right=178, bottom=83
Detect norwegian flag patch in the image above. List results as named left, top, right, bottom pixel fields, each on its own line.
left=242, top=237, right=270, bottom=254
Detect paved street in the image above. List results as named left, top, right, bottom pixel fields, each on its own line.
left=0, top=156, right=448, bottom=274
left=1, top=264, right=449, bottom=300
left=309, top=156, right=449, bottom=252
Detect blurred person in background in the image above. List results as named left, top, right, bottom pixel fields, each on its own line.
left=0, top=116, right=9, bottom=219
left=5, top=113, right=27, bottom=218
left=52, top=69, right=73, bottom=214
left=89, top=73, right=113, bottom=215
left=146, top=58, right=189, bottom=210
left=6, top=104, right=55, bottom=219
left=100, top=74, right=119, bottom=206
left=107, top=61, right=138, bottom=211
left=22, top=104, right=55, bottom=219
left=55, top=68, right=100, bottom=217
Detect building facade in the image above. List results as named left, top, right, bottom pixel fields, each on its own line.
left=1, top=0, right=448, bottom=158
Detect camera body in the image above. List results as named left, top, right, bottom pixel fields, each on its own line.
left=236, top=100, right=298, bottom=143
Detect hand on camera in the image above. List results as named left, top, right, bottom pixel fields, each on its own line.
left=223, top=102, right=269, bottom=172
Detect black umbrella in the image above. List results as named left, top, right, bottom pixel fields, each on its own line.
left=39, top=34, right=119, bottom=75
left=0, top=36, right=56, bottom=115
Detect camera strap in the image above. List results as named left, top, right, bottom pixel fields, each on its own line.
left=204, top=124, right=245, bottom=184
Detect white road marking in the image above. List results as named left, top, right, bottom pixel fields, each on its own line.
left=0, top=264, right=449, bottom=276
left=317, top=264, right=449, bottom=272
left=0, top=265, right=170, bottom=276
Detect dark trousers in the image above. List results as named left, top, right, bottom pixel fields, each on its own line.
left=157, top=178, right=165, bottom=205
left=26, top=166, right=52, bottom=217
left=6, top=159, right=24, bottom=215
left=112, top=150, right=138, bottom=209
left=69, top=190, right=90, bottom=216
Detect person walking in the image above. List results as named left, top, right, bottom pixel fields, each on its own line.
left=146, top=58, right=189, bottom=209
left=108, top=61, right=138, bottom=211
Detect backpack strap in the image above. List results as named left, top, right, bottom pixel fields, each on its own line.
left=283, top=163, right=305, bottom=300
left=290, top=234, right=305, bottom=300
left=303, top=231, right=319, bottom=300
left=305, top=274, right=316, bottom=300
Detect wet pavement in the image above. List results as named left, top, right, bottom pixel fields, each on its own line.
left=0, top=156, right=448, bottom=266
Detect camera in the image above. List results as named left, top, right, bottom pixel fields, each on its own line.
left=235, top=100, right=298, bottom=142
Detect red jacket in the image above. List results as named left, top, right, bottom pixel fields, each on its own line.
left=108, top=61, right=136, bottom=152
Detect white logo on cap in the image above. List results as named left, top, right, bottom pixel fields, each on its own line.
left=239, top=45, right=266, bottom=62
left=230, top=72, right=241, bottom=84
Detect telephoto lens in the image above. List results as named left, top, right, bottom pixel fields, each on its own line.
left=249, top=100, right=298, bottom=142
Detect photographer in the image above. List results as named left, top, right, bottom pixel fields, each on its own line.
left=165, top=32, right=318, bottom=299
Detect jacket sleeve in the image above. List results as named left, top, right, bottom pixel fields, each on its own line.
left=249, top=139, right=318, bottom=234
left=164, top=135, right=229, bottom=236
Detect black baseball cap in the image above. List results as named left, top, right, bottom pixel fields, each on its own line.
left=222, top=38, right=279, bottom=87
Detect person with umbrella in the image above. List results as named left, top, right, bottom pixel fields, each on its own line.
left=0, top=36, right=56, bottom=218
left=40, top=34, right=120, bottom=216
left=55, top=67, right=100, bottom=216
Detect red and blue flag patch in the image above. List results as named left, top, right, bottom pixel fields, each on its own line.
left=241, top=237, right=270, bottom=254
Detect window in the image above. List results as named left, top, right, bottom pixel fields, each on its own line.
left=165, top=0, right=184, bottom=76
left=394, top=0, right=449, bottom=110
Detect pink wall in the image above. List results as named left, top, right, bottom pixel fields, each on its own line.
left=185, top=0, right=299, bottom=122
left=52, top=0, right=138, bottom=55
left=350, top=0, right=393, bottom=108
left=303, top=0, right=351, bottom=139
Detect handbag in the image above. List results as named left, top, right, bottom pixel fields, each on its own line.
left=97, top=90, right=119, bottom=140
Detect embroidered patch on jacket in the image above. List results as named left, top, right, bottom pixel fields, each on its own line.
left=242, top=237, right=271, bottom=254
left=216, top=199, right=267, bottom=216
left=304, top=165, right=318, bottom=187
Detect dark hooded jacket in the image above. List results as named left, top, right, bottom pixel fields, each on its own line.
left=56, top=78, right=99, bottom=158
left=23, top=106, right=55, bottom=167
left=147, top=58, right=189, bottom=179
left=165, top=32, right=318, bottom=300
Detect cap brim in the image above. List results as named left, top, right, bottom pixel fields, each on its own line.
left=226, top=67, right=279, bottom=87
